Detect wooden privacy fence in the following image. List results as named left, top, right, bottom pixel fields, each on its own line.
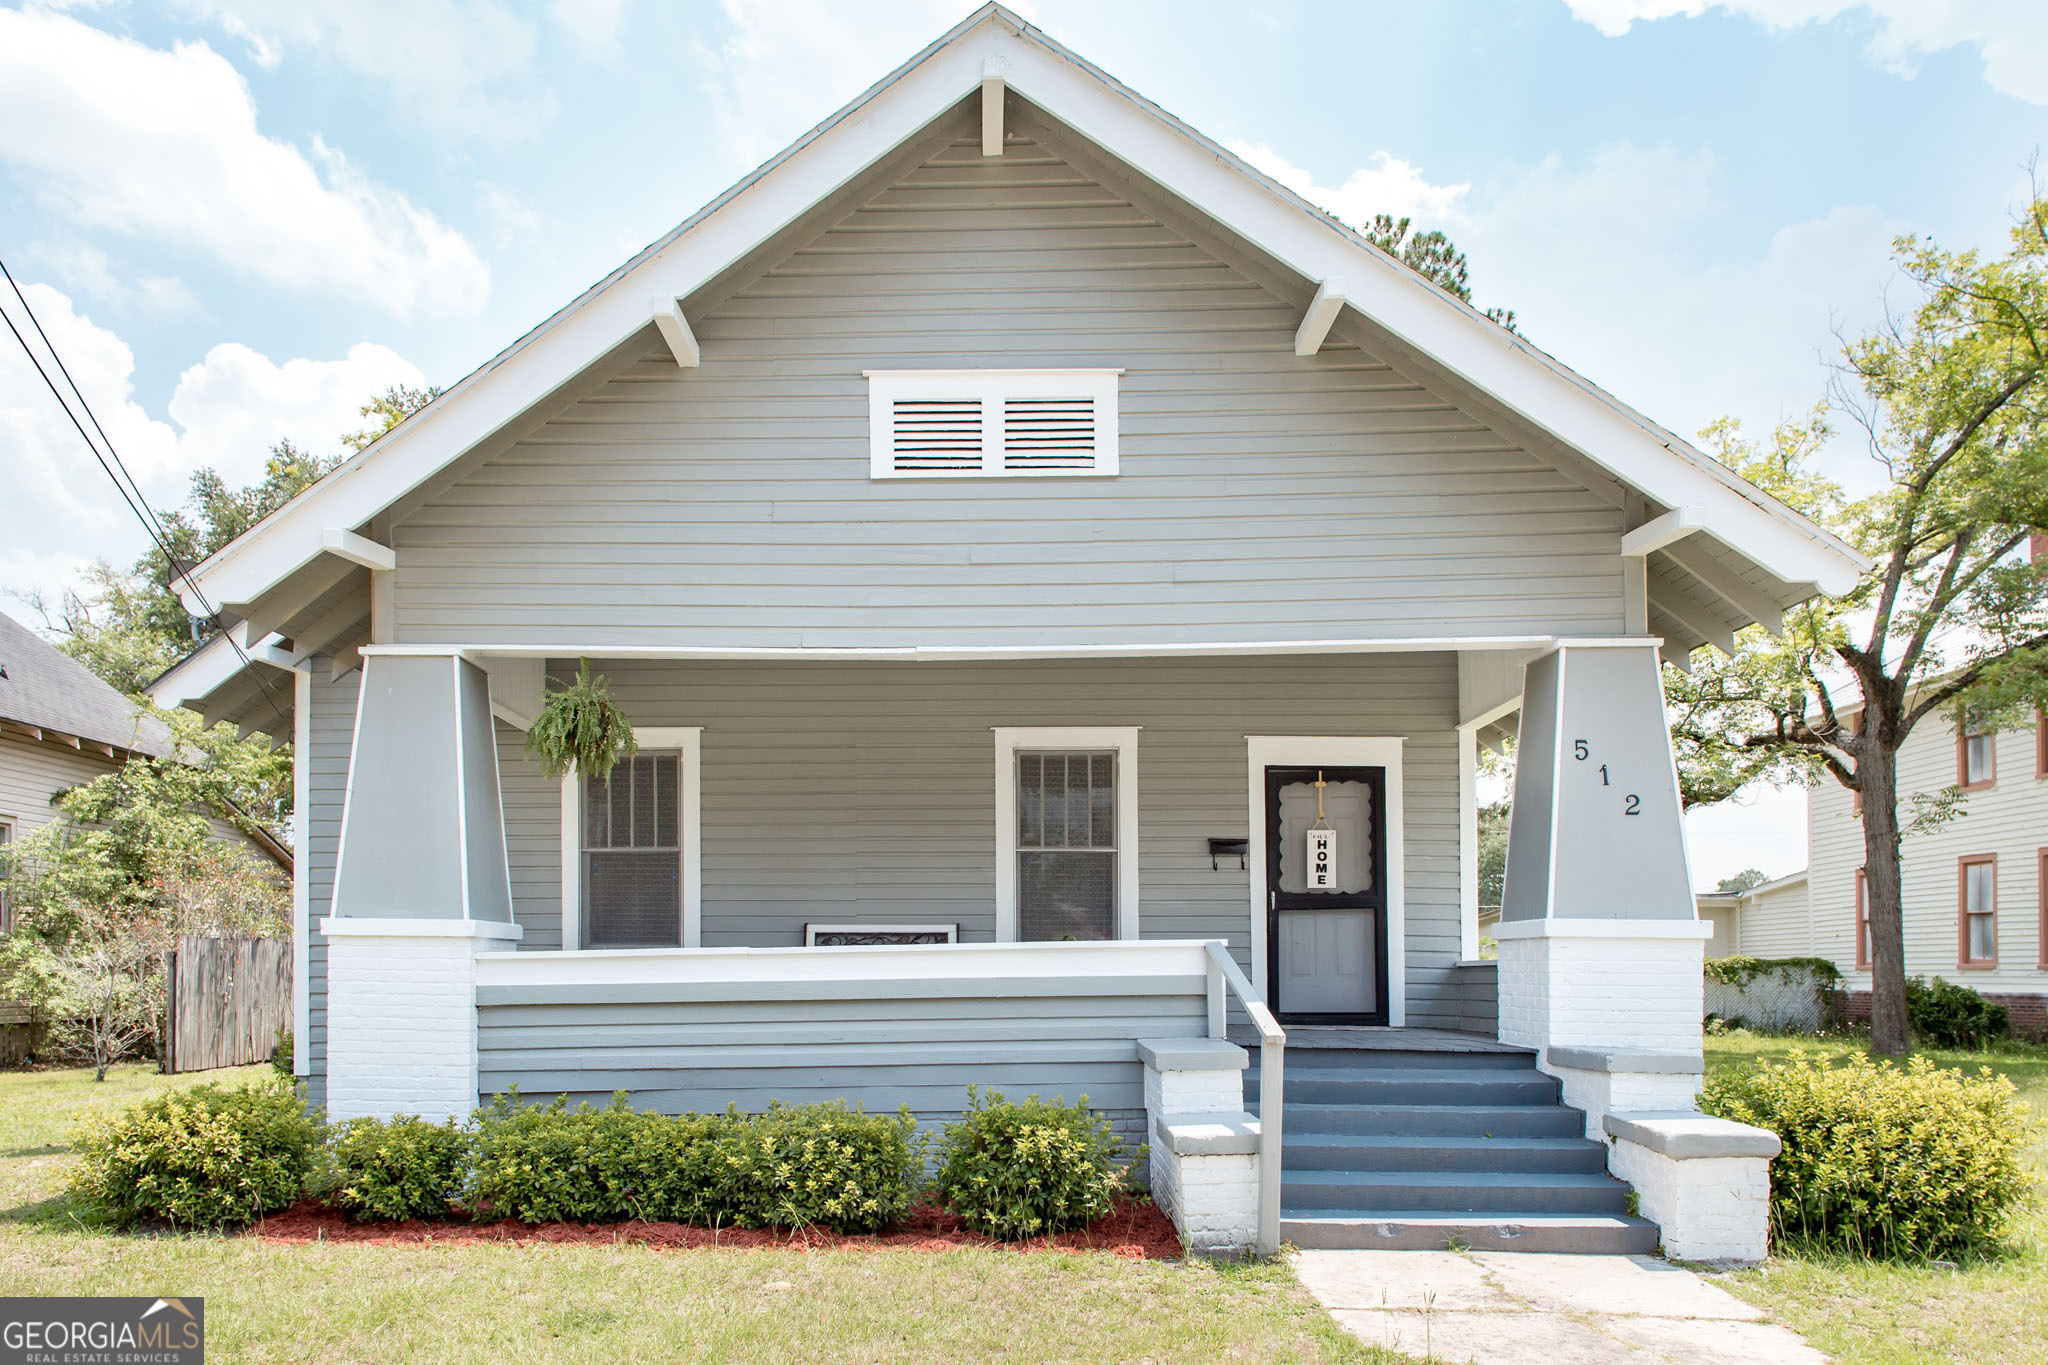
left=167, top=936, right=291, bottom=1073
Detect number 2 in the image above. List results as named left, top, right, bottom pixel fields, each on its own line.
left=1573, top=739, right=1589, bottom=761
left=1624, top=794, right=1641, bottom=816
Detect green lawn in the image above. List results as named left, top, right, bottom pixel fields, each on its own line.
left=0, top=1063, right=1404, bottom=1364
left=1706, top=1032, right=2048, bottom=1365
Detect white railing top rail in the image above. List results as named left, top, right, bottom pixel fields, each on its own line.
left=1202, top=940, right=1285, bottom=1258
left=476, top=937, right=1215, bottom=987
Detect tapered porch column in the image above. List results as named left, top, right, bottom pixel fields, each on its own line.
left=322, top=650, right=520, bottom=1120
left=1496, top=641, right=1710, bottom=1133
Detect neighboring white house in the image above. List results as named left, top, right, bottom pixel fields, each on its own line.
left=0, top=613, right=290, bottom=931
left=1693, top=870, right=1809, bottom=958
left=1716, top=708, right=2048, bottom=1035
left=149, top=5, right=1851, bottom=1257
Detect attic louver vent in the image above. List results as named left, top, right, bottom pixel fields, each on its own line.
left=868, top=369, right=1121, bottom=478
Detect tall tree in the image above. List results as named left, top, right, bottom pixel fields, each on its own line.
left=1668, top=202, right=2048, bottom=1055
left=1362, top=214, right=1518, bottom=332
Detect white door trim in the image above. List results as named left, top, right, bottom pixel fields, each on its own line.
left=559, top=726, right=702, bottom=951
left=1245, top=736, right=1405, bottom=1026
left=993, top=725, right=1141, bottom=942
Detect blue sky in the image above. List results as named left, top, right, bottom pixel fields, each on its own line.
left=3, top=0, right=2045, bottom=883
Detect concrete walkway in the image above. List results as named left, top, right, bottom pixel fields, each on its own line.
left=1294, top=1249, right=1826, bottom=1364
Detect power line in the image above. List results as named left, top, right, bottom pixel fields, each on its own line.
left=0, top=256, right=295, bottom=733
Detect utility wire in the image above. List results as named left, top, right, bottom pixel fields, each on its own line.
left=0, top=255, right=295, bottom=734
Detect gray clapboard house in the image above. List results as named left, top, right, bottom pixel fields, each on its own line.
left=153, top=6, right=1859, bottom=1254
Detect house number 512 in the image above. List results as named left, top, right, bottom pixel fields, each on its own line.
left=1572, top=739, right=1641, bottom=815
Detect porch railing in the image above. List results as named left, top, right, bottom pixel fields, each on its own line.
left=1203, top=940, right=1285, bottom=1257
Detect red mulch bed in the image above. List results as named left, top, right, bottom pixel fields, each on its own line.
left=250, top=1196, right=1182, bottom=1260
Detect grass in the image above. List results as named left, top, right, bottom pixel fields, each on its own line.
left=0, top=1062, right=1406, bottom=1364
left=1705, top=1031, right=2048, bottom=1365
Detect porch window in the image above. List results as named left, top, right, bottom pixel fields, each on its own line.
left=1958, top=711, right=1996, bottom=789
left=1016, top=752, right=1117, bottom=940
left=582, top=754, right=681, bottom=947
left=992, top=726, right=1140, bottom=941
left=1959, top=854, right=1997, bottom=967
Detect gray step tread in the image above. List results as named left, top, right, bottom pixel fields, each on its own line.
left=1283, top=1169, right=1620, bottom=1190
left=1283, top=1133, right=1603, bottom=1154
left=1281, top=1212, right=1660, bottom=1254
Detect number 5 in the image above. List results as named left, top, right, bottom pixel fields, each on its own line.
left=1573, top=739, right=1589, bottom=761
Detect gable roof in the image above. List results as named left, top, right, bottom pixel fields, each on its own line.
left=0, top=611, right=174, bottom=757
left=174, top=3, right=1867, bottom=624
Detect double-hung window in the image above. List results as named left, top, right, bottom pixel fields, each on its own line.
left=561, top=728, right=700, bottom=950
left=1854, top=868, right=1869, bottom=971
left=1959, top=854, right=1997, bottom=967
left=1959, top=711, right=1996, bottom=789
left=994, top=728, right=1139, bottom=942
left=0, top=817, right=13, bottom=932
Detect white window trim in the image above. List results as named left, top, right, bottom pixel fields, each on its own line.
left=559, top=726, right=702, bottom=951
left=993, top=726, right=1140, bottom=942
left=866, top=368, right=1122, bottom=479
left=1244, top=736, right=1406, bottom=1026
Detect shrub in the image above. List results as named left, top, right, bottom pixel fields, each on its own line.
left=467, top=1093, right=917, bottom=1232
left=712, top=1100, right=924, bottom=1233
left=931, top=1087, right=1133, bottom=1240
left=1702, top=1053, right=2033, bottom=1258
left=1907, top=976, right=2010, bottom=1049
left=271, top=1028, right=293, bottom=1078
left=468, top=1092, right=727, bottom=1225
left=69, top=1079, right=321, bottom=1229
left=329, top=1115, right=471, bottom=1222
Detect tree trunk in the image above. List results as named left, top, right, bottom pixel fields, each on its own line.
left=1861, top=747, right=1910, bottom=1055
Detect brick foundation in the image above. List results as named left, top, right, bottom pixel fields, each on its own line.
left=1835, top=989, right=2048, bottom=1039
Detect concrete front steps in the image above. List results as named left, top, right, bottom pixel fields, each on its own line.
left=1245, top=1043, right=1660, bottom=1254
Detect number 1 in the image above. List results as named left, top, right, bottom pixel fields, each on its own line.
left=1598, top=764, right=1610, bottom=787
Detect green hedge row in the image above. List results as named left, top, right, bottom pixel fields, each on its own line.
left=69, top=1082, right=1139, bottom=1241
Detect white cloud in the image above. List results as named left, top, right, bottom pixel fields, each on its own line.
left=1684, top=781, right=1808, bottom=890
left=0, top=282, right=423, bottom=607
left=0, top=8, right=490, bottom=321
left=549, top=0, right=631, bottom=59
left=1563, top=1, right=2048, bottom=104
left=1228, top=142, right=1471, bottom=229
left=176, top=0, right=555, bottom=142
left=26, top=240, right=201, bottom=320
left=1243, top=139, right=1901, bottom=488
left=697, top=0, right=989, bottom=168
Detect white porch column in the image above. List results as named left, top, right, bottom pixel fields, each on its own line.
left=1496, top=641, right=1710, bottom=1133
left=325, top=650, right=519, bottom=1119
left=321, top=918, right=520, bottom=1121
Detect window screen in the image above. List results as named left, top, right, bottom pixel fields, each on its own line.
left=1963, top=858, right=1996, bottom=963
left=582, top=753, right=680, bottom=947
left=1017, top=751, right=1115, bottom=941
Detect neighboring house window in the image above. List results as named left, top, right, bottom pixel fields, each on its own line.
left=0, top=817, right=13, bottom=932
left=867, top=369, right=1121, bottom=478
left=1958, top=854, right=1997, bottom=967
left=2040, top=848, right=2048, bottom=971
left=2036, top=708, right=2046, bottom=780
left=1854, top=868, right=1870, bottom=971
left=993, top=727, right=1139, bottom=942
left=1958, top=711, right=1996, bottom=790
left=559, top=728, right=701, bottom=950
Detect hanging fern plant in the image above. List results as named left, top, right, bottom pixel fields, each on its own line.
left=524, top=660, right=637, bottom=780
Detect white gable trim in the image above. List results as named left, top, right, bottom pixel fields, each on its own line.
left=177, top=4, right=1865, bottom=618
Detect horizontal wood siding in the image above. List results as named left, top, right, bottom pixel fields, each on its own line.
left=0, top=730, right=122, bottom=837
left=504, top=653, right=1468, bottom=1029
left=304, top=666, right=359, bottom=1081
left=476, top=979, right=1202, bottom=1117
left=1804, top=718, right=2048, bottom=993
left=393, top=135, right=1622, bottom=648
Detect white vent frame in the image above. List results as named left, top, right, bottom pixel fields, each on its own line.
left=865, top=368, right=1122, bottom=479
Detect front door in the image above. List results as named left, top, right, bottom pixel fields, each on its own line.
left=1264, top=765, right=1388, bottom=1025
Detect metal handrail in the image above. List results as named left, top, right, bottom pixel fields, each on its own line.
left=1203, top=940, right=1285, bottom=1257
